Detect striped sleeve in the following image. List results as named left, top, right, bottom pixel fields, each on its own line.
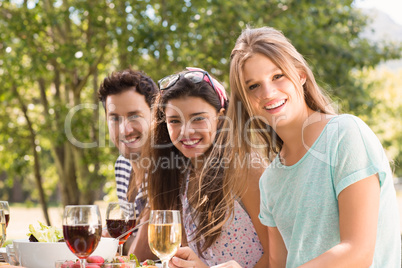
left=114, top=156, right=149, bottom=238
left=114, top=155, right=132, bottom=203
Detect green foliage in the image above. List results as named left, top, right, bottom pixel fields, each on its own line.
left=0, top=0, right=401, bottom=206
left=353, top=67, right=402, bottom=177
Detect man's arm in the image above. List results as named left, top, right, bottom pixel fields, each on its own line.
left=127, top=208, right=157, bottom=261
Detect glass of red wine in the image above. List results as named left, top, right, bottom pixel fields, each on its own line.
left=63, top=205, right=102, bottom=268
left=0, top=201, right=10, bottom=228
left=106, top=201, right=136, bottom=256
left=0, top=210, right=6, bottom=248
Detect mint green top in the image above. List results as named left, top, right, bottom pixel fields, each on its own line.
left=259, top=114, right=401, bottom=267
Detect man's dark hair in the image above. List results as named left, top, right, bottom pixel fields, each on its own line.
left=98, top=68, right=158, bottom=109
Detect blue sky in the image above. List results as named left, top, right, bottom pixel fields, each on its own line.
left=354, top=0, right=402, bottom=25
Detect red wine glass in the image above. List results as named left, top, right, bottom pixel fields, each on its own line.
left=106, top=201, right=136, bottom=256
left=63, top=205, right=102, bottom=268
left=0, top=201, right=10, bottom=228
left=0, top=210, right=6, bottom=247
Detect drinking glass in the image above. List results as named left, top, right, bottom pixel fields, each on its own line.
left=63, top=205, right=102, bottom=268
left=148, top=210, right=181, bottom=268
left=0, top=210, right=6, bottom=247
left=106, top=201, right=136, bottom=256
left=0, top=201, right=10, bottom=228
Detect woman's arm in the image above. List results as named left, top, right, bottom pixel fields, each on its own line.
left=268, top=227, right=287, bottom=268
left=299, top=174, right=380, bottom=268
left=127, top=208, right=156, bottom=261
left=241, top=164, right=270, bottom=268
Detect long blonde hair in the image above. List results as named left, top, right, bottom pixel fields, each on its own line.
left=211, top=26, right=335, bottom=200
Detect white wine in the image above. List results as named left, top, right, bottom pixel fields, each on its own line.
left=0, top=222, right=6, bottom=247
left=148, top=223, right=181, bottom=260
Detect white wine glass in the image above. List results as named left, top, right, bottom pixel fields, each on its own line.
left=148, top=210, right=181, bottom=268
left=106, top=201, right=136, bottom=256
left=63, top=205, right=102, bottom=268
left=0, top=210, right=6, bottom=247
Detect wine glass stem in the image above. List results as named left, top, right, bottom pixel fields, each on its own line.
left=79, top=259, right=86, bottom=268
left=162, top=260, right=169, bottom=268
left=118, top=244, right=123, bottom=256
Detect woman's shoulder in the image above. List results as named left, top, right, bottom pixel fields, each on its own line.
left=330, top=114, right=366, bottom=127
left=327, top=114, right=382, bottom=152
left=326, top=114, right=372, bottom=136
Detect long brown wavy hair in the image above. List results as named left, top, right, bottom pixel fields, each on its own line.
left=129, top=73, right=231, bottom=256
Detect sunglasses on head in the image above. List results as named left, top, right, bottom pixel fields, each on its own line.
left=158, top=67, right=228, bottom=108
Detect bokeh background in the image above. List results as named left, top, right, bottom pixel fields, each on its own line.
left=0, top=0, right=401, bottom=241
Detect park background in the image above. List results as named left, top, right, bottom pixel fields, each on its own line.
left=0, top=0, right=401, bottom=241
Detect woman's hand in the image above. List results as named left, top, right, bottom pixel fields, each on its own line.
left=101, top=227, right=111, bottom=237
left=210, top=261, right=243, bottom=268
left=169, top=247, right=209, bottom=268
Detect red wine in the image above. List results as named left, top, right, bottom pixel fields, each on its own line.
left=63, top=224, right=102, bottom=259
left=106, top=219, right=136, bottom=243
left=5, top=214, right=9, bottom=228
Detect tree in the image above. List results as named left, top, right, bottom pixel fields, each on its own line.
left=0, top=0, right=112, bottom=210
left=353, top=67, right=402, bottom=177
left=0, top=0, right=400, bottom=222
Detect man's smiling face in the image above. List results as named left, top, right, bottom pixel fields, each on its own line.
left=106, top=89, right=151, bottom=160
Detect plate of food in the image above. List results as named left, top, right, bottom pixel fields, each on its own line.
left=56, top=256, right=161, bottom=268
left=13, top=222, right=118, bottom=268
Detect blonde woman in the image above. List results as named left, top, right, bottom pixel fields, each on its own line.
left=213, top=26, right=400, bottom=267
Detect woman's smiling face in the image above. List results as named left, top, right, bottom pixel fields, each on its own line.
left=242, top=53, right=306, bottom=130
left=165, top=96, right=221, bottom=160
